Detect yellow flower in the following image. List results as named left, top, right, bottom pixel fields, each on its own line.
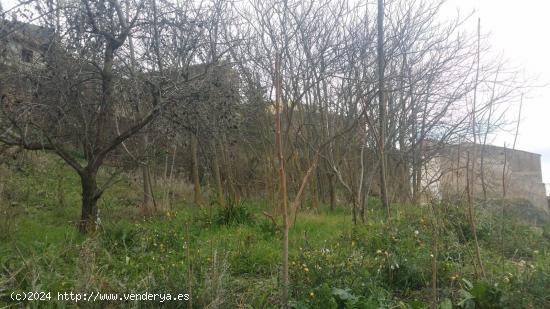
left=309, top=292, right=315, bottom=298
left=304, top=267, right=309, bottom=272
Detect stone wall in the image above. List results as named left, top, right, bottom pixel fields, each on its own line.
left=433, top=143, right=548, bottom=214
left=1, top=21, right=52, bottom=65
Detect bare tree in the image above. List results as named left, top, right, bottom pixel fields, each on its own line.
left=0, top=0, right=209, bottom=232
left=377, top=0, right=390, bottom=221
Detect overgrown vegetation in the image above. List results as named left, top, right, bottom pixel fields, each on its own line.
left=213, top=199, right=254, bottom=226
left=0, top=0, right=546, bottom=307
left=1, top=156, right=548, bottom=308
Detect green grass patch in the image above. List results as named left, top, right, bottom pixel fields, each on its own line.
left=1, top=155, right=549, bottom=308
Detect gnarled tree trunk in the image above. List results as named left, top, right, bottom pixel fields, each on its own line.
left=79, top=168, right=100, bottom=233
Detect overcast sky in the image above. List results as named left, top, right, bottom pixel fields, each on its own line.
left=441, top=0, right=550, bottom=184
left=2, top=0, right=550, bottom=183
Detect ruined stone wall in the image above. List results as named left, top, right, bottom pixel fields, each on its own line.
left=1, top=21, right=52, bottom=65
left=1, top=21, right=53, bottom=106
left=435, top=144, right=548, bottom=213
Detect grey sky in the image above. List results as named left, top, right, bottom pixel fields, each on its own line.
left=442, top=0, right=550, bottom=184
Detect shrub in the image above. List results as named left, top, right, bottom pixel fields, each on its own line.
left=457, top=279, right=504, bottom=309
left=256, top=218, right=279, bottom=239
left=214, top=199, right=254, bottom=226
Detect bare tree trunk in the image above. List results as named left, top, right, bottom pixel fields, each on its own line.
left=147, top=165, right=158, bottom=211
left=480, top=38, right=500, bottom=203
left=500, top=143, right=508, bottom=268
left=213, top=142, right=225, bottom=208
left=328, top=172, right=336, bottom=211
left=140, top=133, right=155, bottom=213
left=274, top=53, right=290, bottom=308
left=220, top=136, right=238, bottom=202
left=162, top=144, right=177, bottom=210
left=351, top=196, right=358, bottom=225
left=185, top=222, right=193, bottom=309
left=79, top=169, right=100, bottom=233
left=480, top=146, right=487, bottom=201
left=412, top=161, right=420, bottom=204
left=126, top=0, right=154, bottom=212
left=456, top=142, right=461, bottom=196
left=513, top=94, right=523, bottom=150
left=377, top=0, right=390, bottom=221
left=291, top=151, right=321, bottom=226
left=191, top=133, right=203, bottom=206
left=467, top=18, right=485, bottom=279
left=265, top=152, right=276, bottom=211
left=430, top=200, right=439, bottom=309
left=466, top=151, right=485, bottom=278
left=162, top=148, right=169, bottom=210
left=362, top=161, right=378, bottom=225
left=142, top=163, right=153, bottom=210
left=310, top=171, right=319, bottom=211
left=358, top=145, right=366, bottom=223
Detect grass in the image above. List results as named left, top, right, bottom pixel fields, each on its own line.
left=1, top=153, right=549, bottom=308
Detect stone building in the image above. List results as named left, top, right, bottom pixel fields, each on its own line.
left=424, top=143, right=548, bottom=214
left=1, top=21, right=53, bottom=106
left=0, top=20, right=53, bottom=65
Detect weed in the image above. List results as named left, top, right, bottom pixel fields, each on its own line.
left=214, top=199, right=254, bottom=226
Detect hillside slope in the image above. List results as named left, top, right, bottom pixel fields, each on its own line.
left=1, top=154, right=549, bottom=308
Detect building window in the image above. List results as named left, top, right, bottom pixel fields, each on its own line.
left=21, top=49, right=33, bottom=63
